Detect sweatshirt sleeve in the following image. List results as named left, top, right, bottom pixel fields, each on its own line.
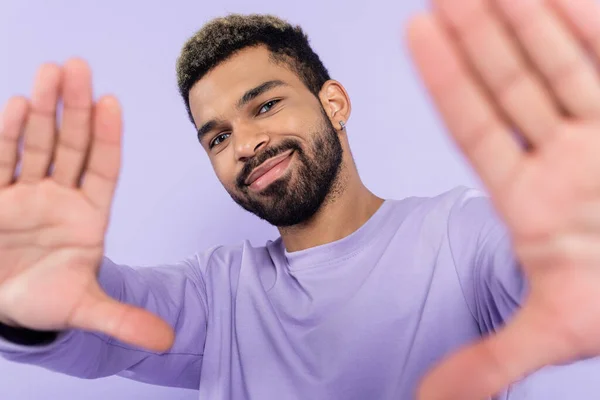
left=0, top=252, right=212, bottom=390
left=447, top=188, right=530, bottom=334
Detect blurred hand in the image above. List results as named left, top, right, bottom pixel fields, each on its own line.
left=0, top=59, right=173, bottom=352
left=407, top=0, right=600, bottom=398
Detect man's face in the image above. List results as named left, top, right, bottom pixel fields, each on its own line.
left=188, top=46, right=343, bottom=227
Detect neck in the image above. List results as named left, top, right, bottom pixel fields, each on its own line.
left=278, top=165, right=384, bottom=253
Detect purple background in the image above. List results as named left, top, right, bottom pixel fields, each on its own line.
left=0, top=0, right=481, bottom=398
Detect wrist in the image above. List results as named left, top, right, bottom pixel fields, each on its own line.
left=0, top=322, right=61, bottom=346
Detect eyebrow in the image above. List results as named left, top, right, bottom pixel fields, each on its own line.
left=196, top=79, right=289, bottom=142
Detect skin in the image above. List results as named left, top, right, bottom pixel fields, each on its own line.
left=188, top=46, right=383, bottom=252
left=407, top=0, right=600, bottom=398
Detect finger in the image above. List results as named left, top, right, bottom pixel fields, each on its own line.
left=80, top=96, right=122, bottom=211
left=549, top=0, right=600, bottom=65
left=417, top=306, right=570, bottom=400
left=70, top=281, right=174, bottom=352
left=52, top=58, right=93, bottom=187
left=405, top=14, right=524, bottom=198
left=0, top=97, right=28, bottom=187
left=18, top=64, right=62, bottom=184
left=570, top=200, right=600, bottom=234
left=494, top=0, right=600, bottom=118
left=433, top=0, right=562, bottom=148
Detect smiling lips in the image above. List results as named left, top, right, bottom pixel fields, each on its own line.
left=244, top=149, right=295, bottom=191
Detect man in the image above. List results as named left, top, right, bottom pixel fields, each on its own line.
left=1, top=1, right=600, bottom=399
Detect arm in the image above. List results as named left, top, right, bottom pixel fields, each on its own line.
left=447, top=188, right=529, bottom=334
left=0, top=324, right=59, bottom=346
left=0, top=254, right=210, bottom=390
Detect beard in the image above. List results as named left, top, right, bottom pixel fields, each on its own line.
left=228, top=111, right=343, bottom=227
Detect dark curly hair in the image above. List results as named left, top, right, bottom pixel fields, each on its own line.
left=176, top=14, right=331, bottom=125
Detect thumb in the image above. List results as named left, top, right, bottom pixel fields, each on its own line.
left=69, top=281, right=175, bottom=352
left=417, top=305, right=570, bottom=400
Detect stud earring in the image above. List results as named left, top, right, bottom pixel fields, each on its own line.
left=339, top=121, right=346, bottom=130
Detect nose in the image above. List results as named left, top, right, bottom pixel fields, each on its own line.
left=233, top=124, right=270, bottom=162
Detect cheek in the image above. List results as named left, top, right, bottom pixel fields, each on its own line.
left=271, top=103, right=320, bottom=138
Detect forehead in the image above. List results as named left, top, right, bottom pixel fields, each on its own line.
left=188, top=46, right=304, bottom=123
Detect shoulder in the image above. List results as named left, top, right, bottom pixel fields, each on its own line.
left=410, top=185, right=490, bottom=215
left=386, top=185, right=493, bottom=231
left=187, top=240, right=276, bottom=276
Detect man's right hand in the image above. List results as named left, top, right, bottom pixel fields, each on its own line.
left=0, top=59, right=174, bottom=352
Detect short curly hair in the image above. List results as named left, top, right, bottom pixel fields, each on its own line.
left=176, top=13, right=331, bottom=125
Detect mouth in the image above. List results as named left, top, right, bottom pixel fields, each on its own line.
left=245, top=149, right=295, bottom=191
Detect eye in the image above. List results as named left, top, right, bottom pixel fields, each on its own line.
left=258, top=99, right=280, bottom=115
left=209, top=132, right=230, bottom=149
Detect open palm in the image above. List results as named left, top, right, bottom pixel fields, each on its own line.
left=407, top=0, right=600, bottom=398
left=0, top=60, right=173, bottom=351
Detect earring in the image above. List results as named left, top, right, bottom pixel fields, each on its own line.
left=339, top=121, right=346, bottom=130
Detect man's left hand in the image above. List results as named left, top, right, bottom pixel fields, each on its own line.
left=406, top=0, right=600, bottom=398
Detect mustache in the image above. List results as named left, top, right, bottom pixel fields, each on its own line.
left=236, top=139, right=302, bottom=188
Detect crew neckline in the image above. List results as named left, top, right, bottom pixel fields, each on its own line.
left=281, top=199, right=394, bottom=270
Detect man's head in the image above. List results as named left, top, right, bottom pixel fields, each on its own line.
left=176, top=14, right=352, bottom=227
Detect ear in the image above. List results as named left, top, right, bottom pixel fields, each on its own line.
left=318, top=80, right=352, bottom=131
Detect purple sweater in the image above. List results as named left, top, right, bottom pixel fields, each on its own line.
left=1, top=187, right=599, bottom=399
